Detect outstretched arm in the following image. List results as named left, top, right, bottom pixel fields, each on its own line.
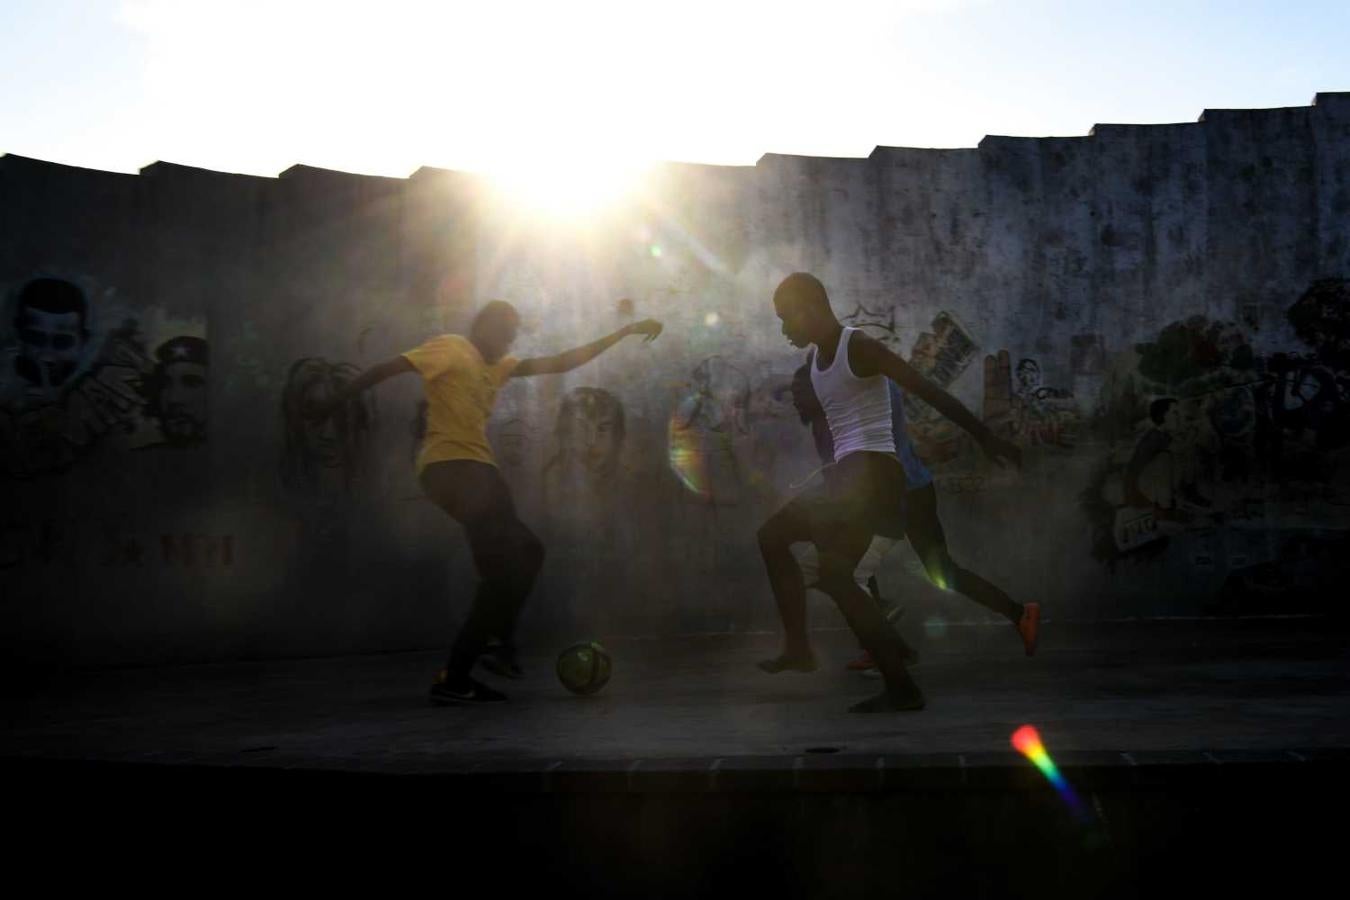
left=308, top=356, right=414, bottom=421
left=851, top=334, right=1021, bottom=469
left=513, top=318, right=663, bottom=377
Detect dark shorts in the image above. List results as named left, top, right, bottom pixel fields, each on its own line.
left=816, top=450, right=909, bottom=540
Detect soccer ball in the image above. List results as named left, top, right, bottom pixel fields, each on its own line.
left=556, top=641, right=612, bottom=695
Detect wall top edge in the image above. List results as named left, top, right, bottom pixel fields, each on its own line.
left=5, top=90, right=1343, bottom=183
left=1198, top=105, right=1313, bottom=122
left=139, top=160, right=274, bottom=182
left=1087, top=121, right=1199, bottom=136
left=277, top=163, right=409, bottom=183
left=0, top=153, right=140, bottom=178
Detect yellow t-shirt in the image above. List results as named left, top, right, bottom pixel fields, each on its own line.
left=402, top=334, right=519, bottom=472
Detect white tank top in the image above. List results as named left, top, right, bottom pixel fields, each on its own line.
left=810, top=327, right=896, bottom=461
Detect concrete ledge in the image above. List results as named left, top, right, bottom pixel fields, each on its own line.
left=8, top=747, right=1347, bottom=794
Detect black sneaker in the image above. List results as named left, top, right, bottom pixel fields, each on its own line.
left=429, top=675, right=508, bottom=706
left=479, top=649, right=524, bottom=680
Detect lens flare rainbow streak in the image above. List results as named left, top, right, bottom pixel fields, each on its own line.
left=1011, top=725, right=1090, bottom=822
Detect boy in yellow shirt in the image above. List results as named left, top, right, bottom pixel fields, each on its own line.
left=313, top=300, right=662, bottom=705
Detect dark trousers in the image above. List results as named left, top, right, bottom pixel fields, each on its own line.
left=904, top=483, right=1021, bottom=623
left=420, top=460, right=545, bottom=679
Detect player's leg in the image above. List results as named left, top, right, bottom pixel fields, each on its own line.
left=815, top=452, right=924, bottom=710
left=757, top=496, right=818, bottom=673
left=908, top=482, right=1039, bottom=655
left=845, top=537, right=917, bottom=671
left=867, top=574, right=907, bottom=627
left=814, top=522, right=925, bottom=712
left=479, top=515, right=545, bottom=679
left=420, top=461, right=519, bottom=703
left=447, top=470, right=546, bottom=680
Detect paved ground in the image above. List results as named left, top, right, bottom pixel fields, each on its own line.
left=4, top=618, right=1348, bottom=776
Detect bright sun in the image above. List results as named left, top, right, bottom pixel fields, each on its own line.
left=481, top=153, right=653, bottom=221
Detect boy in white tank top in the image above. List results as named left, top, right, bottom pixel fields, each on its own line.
left=789, top=360, right=1041, bottom=674
left=758, top=273, right=1021, bottom=713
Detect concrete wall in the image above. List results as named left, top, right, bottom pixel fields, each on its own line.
left=4, top=92, right=1349, bottom=666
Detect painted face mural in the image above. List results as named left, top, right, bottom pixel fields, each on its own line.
left=2, top=275, right=212, bottom=476
left=551, top=387, right=625, bottom=477
left=1016, top=359, right=1042, bottom=395
left=143, top=337, right=208, bottom=446
left=12, top=278, right=89, bottom=393
left=281, top=357, right=373, bottom=492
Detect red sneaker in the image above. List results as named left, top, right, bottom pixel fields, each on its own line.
left=845, top=650, right=877, bottom=671
left=1016, top=603, right=1041, bottom=657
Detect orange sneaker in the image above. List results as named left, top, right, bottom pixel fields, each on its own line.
left=845, top=651, right=877, bottom=671
left=1016, top=603, right=1041, bottom=656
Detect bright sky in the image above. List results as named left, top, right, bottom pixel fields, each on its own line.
left=2, top=0, right=1347, bottom=182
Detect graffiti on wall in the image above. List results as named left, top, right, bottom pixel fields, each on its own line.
left=839, top=302, right=903, bottom=349
left=1, top=515, right=235, bottom=571
left=909, top=311, right=981, bottom=394
left=666, top=353, right=815, bottom=499
left=667, top=356, right=752, bottom=505
left=984, top=352, right=1078, bottom=449
left=544, top=387, right=626, bottom=484
left=1080, top=279, right=1350, bottom=606
left=900, top=311, right=982, bottom=465
left=535, top=386, right=638, bottom=630
left=879, top=309, right=1081, bottom=471
left=141, top=337, right=208, bottom=448
left=280, top=357, right=375, bottom=494
left=743, top=370, right=813, bottom=496
left=0, top=276, right=209, bottom=478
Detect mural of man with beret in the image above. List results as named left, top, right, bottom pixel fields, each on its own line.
left=141, top=336, right=208, bottom=447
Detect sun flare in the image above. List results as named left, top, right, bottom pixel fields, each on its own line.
left=481, top=153, right=652, bottom=221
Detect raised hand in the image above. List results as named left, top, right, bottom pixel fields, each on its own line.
left=625, top=318, right=664, bottom=342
